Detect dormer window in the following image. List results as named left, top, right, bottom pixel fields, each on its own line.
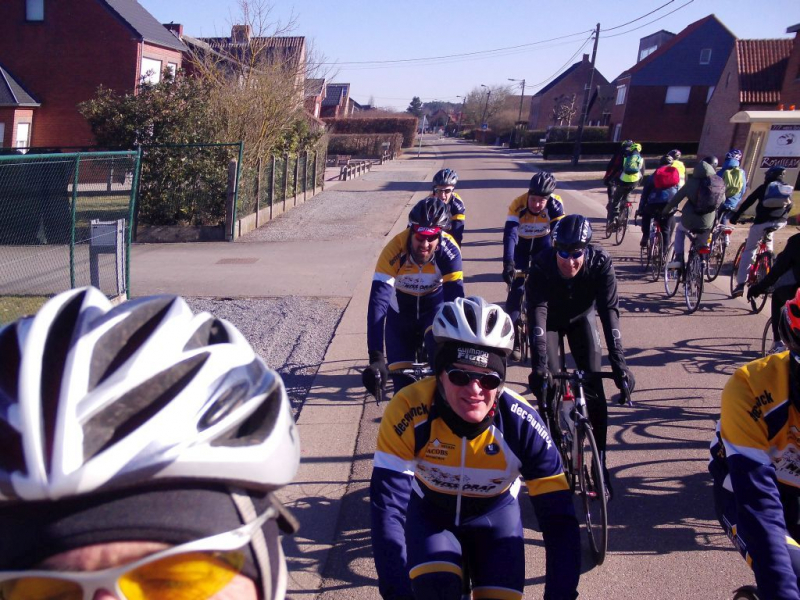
left=26, top=0, right=44, bottom=21
left=700, top=48, right=712, bottom=65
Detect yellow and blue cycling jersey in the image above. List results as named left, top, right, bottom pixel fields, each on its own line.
left=370, top=378, right=580, bottom=600
left=447, top=193, right=466, bottom=247
left=709, top=352, right=800, bottom=599
left=367, top=229, right=463, bottom=356
left=502, top=193, right=564, bottom=265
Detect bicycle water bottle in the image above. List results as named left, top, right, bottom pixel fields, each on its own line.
left=560, top=387, right=576, bottom=436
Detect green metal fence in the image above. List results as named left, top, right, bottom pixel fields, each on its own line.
left=0, top=151, right=140, bottom=323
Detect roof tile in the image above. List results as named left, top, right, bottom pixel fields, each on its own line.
left=737, top=39, right=793, bottom=104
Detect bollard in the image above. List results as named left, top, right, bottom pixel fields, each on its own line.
left=225, top=158, right=237, bottom=241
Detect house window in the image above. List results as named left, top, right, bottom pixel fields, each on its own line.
left=615, top=85, right=626, bottom=105
left=26, top=0, right=44, bottom=21
left=665, top=86, right=691, bottom=104
left=16, top=123, right=31, bottom=151
left=700, top=48, right=712, bottom=65
left=706, top=86, right=715, bottom=104
left=639, top=45, right=657, bottom=62
left=140, top=57, right=163, bottom=84
left=0, top=123, right=5, bottom=147
left=166, top=62, right=178, bottom=77
left=613, top=123, right=622, bottom=142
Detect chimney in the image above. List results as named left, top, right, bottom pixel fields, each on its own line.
left=163, top=23, right=183, bottom=37
left=231, top=24, right=252, bottom=44
left=583, top=53, right=589, bottom=63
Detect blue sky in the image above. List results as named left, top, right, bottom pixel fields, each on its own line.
left=138, top=0, right=800, bottom=111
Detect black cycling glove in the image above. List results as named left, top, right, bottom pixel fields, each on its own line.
left=502, top=261, right=516, bottom=286
left=528, top=367, right=553, bottom=398
left=365, top=350, right=388, bottom=397
left=613, top=366, right=635, bottom=394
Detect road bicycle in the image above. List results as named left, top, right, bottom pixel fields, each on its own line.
left=640, top=216, right=670, bottom=282
left=508, top=269, right=529, bottom=364
left=706, top=221, right=734, bottom=282
left=604, top=193, right=633, bottom=245
left=372, top=342, right=433, bottom=405
left=730, top=226, right=778, bottom=314
left=664, top=229, right=711, bottom=314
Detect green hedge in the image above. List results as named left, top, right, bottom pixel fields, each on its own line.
left=543, top=140, right=699, bottom=159
left=328, top=133, right=403, bottom=158
left=323, top=116, right=418, bottom=148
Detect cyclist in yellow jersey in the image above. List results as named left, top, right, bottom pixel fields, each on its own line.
left=432, top=169, right=466, bottom=247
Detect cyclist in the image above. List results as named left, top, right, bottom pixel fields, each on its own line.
left=0, top=287, right=301, bottom=600
left=638, top=154, right=680, bottom=249
left=662, top=156, right=724, bottom=271
left=717, top=148, right=747, bottom=226
left=526, top=214, right=635, bottom=496
left=366, top=196, right=464, bottom=396
left=432, top=168, right=466, bottom=247
left=502, top=171, right=565, bottom=361
left=370, top=296, right=580, bottom=600
left=748, top=232, right=800, bottom=354
left=731, top=165, right=794, bottom=298
left=667, top=148, right=686, bottom=188
left=709, top=288, right=800, bottom=600
left=603, top=139, right=633, bottom=204
left=607, top=142, right=645, bottom=223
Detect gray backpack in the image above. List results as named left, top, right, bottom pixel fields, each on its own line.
left=762, top=181, right=793, bottom=209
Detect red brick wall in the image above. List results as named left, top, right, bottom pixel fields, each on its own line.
left=609, top=78, right=630, bottom=141
left=621, top=84, right=712, bottom=143
left=0, top=0, right=177, bottom=147
left=140, top=43, right=183, bottom=84
left=698, top=49, right=741, bottom=157
left=781, top=32, right=800, bottom=108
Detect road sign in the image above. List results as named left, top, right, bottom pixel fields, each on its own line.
left=481, top=123, right=488, bottom=131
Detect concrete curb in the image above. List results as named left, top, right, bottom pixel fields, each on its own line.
left=280, top=146, right=443, bottom=599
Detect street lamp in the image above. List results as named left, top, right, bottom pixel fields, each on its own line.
left=508, top=78, right=526, bottom=147
left=480, top=84, right=491, bottom=128
left=456, top=94, right=466, bottom=133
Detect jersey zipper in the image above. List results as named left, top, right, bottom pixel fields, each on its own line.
left=455, top=435, right=466, bottom=526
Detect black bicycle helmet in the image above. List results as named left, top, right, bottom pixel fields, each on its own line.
left=433, top=168, right=458, bottom=188
left=529, top=171, right=557, bottom=196
left=668, top=149, right=682, bottom=159
left=552, top=214, right=592, bottom=252
left=408, top=196, right=450, bottom=231
left=766, top=166, right=787, bottom=183
left=702, top=156, right=719, bottom=169
left=778, top=288, right=800, bottom=354
left=621, top=139, right=634, bottom=148
left=660, top=155, right=674, bottom=166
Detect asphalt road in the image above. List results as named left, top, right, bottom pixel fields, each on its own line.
left=313, top=138, right=759, bottom=599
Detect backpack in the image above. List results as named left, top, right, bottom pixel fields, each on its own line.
left=762, top=181, right=794, bottom=209
left=653, top=166, right=680, bottom=190
left=623, top=153, right=642, bottom=175
left=648, top=186, right=677, bottom=205
left=722, top=167, right=744, bottom=199
left=691, top=175, right=726, bottom=214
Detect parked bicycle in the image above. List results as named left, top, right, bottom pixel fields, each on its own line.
left=664, top=229, right=711, bottom=314
left=706, top=221, right=734, bottom=282
left=730, top=226, right=777, bottom=313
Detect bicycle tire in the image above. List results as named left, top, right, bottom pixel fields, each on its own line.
left=749, top=252, right=773, bottom=314
left=649, top=233, right=663, bottom=282
left=578, top=422, right=608, bottom=565
left=615, top=205, right=629, bottom=245
left=664, top=245, right=681, bottom=298
left=761, top=317, right=773, bottom=358
left=640, top=241, right=649, bottom=271
left=603, top=213, right=614, bottom=239
left=518, top=318, right=530, bottom=364
left=684, top=253, right=704, bottom=314
left=732, top=585, right=761, bottom=600
left=730, top=243, right=745, bottom=296
left=706, top=230, right=726, bottom=282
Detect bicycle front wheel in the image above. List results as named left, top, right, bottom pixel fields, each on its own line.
left=615, top=205, right=629, bottom=246
left=730, top=243, right=745, bottom=296
left=649, top=233, right=663, bottom=282
left=761, top=317, right=773, bottom=357
left=664, top=245, right=681, bottom=298
left=518, top=317, right=530, bottom=364
left=684, top=253, right=704, bottom=314
left=707, top=231, right=726, bottom=282
left=749, top=252, right=773, bottom=314
left=578, top=423, right=608, bottom=565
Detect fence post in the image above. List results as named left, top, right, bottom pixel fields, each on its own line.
left=269, top=155, right=275, bottom=220
left=282, top=155, right=289, bottom=213
left=313, top=151, right=318, bottom=196
left=126, top=148, right=142, bottom=297
left=303, top=150, right=308, bottom=202
left=69, top=154, right=81, bottom=289
left=255, top=156, right=262, bottom=228
left=225, top=158, right=237, bottom=241
left=293, top=156, right=300, bottom=206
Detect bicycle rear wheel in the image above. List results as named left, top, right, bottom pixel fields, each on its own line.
left=664, top=245, right=681, bottom=298
left=761, top=317, right=773, bottom=357
left=684, top=253, right=704, bottom=314
left=578, top=422, right=607, bottom=565
left=749, top=252, right=773, bottom=314
left=518, top=317, right=529, bottom=364
left=604, top=213, right=614, bottom=239
left=649, top=233, right=663, bottom=282
left=639, top=240, right=649, bottom=271
left=707, top=231, right=726, bottom=282
left=615, top=205, right=629, bottom=245
left=730, top=243, right=745, bottom=296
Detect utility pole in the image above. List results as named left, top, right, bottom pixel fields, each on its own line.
left=480, top=85, right=491, bottom=128
left=571, top=22, right=600, bottom=166
left=508, top=78, right=526, bottom=147
left=456, top=95, right=466, bottom=133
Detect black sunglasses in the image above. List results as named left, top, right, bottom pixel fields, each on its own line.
left=446, top=368, right=503, bottom=390
left=557, top=249, right=584, bottom=260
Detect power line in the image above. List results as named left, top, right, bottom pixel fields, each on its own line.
left=528, top=34, right=595, bottom=90
left=600, top=0, right=676, bottom=32
left=602, top=0, right=695, bottom=39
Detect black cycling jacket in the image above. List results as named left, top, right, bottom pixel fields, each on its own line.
left=525, top=245, right=627, bottom=374
left=734, top=182, right=793, bottom=224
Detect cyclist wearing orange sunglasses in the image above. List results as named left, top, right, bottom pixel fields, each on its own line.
left=0, top=287, right=300, bottom=600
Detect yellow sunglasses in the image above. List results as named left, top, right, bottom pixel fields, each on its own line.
left=0, top=505, right=279, bottom=600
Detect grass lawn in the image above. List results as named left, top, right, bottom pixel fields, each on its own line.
left=0, top=295, right=50, bottom=324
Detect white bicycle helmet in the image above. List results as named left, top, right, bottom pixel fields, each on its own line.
left=432, top=296, right=514, bottom=356
left=0, top=287, right=300, bottom=600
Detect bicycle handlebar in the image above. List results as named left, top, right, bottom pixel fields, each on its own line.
left=550, top=371, right=633, bottom=407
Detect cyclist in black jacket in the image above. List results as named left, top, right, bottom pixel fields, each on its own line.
left=748, top=232, right=800, bottom=353
left=526, top=214, right=635, bottom=495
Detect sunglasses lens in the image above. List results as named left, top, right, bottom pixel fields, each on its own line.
left=558, top=250, right=583, bottom=260
left=120, top=551, right=245, bottom=600
left=414, top=234, right=438, bottom=243
left=0, top=578, right=82, bottom=600
left=447, top=369, right=471, bottom=386
left=479, top=374, right=502, bottom=390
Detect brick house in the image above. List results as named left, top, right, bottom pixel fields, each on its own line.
left=781, top=24, right=800, bottom=107
left=0, top=64, right=39, bottom=150
left=609, top=15, right=736, bottom=143
left=0, top=0, right=186, bottom=148
left=305, top=78, right=326, bottom=118
left=698, top=38, right=793, bottom=157
left=527, top=54, right=609, bottom=131
left=321, top=83, right=351, bottom=118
